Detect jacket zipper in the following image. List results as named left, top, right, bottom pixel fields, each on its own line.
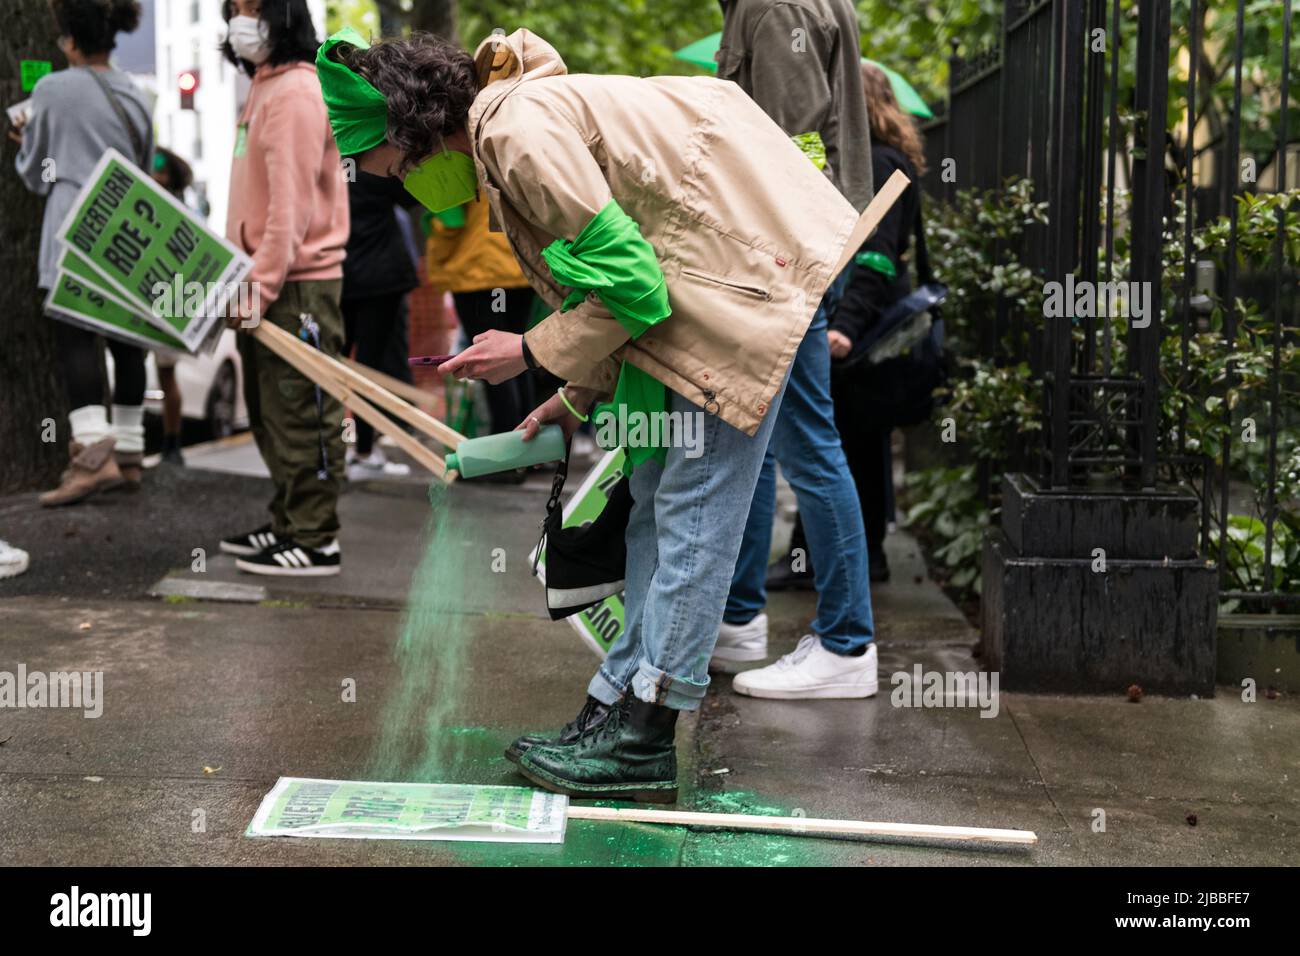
left=680, top=268, right=772, bottom=301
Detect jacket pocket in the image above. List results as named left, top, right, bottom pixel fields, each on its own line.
left=680, top=267, right=772, bottom=301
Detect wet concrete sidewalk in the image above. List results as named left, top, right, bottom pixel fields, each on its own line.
left=1, top=442, right=1296, bottom=865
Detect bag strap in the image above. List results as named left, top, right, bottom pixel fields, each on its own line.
left=86, top=68, right=147, bottom=167
left=531, top=444, right=571, bottom=577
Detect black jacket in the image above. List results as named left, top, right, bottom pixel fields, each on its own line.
left=341, top=171, right=420, bottom=302
left=831, top=144, right=920, bottom=345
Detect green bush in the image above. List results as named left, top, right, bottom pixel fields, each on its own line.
left=905, top=181, right=1299, bottom=608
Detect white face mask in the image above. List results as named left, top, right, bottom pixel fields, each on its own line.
left=226, top=15, right=271, bottom=65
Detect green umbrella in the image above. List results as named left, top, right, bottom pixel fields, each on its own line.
left=672, top=31, right=933, bottom=120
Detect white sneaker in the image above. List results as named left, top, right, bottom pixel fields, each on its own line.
left=346, top=448, right=411, bottom=481
left=709, top=612, right=768, bottom=671
left=0, top=540, right=30, bottom=579
left=732, top=635, right=878, bottom=699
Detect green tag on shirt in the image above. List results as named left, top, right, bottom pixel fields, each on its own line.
left=234, top=124, right=248, bottom=158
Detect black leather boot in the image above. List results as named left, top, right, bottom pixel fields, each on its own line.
left=517, top=697, right=679, bottom=803
left=504, top=695, right=614, bottom=764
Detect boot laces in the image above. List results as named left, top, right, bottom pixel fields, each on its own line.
left=576, top=698, right=625, bottom=748
left=566, top=697, right=599, bottom=735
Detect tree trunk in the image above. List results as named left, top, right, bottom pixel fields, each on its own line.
left=410, top=0, right=458, bottom=44
left=1, top=0, right=67, bottom=494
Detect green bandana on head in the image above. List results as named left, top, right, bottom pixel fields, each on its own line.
left=316, top=27, right=389, bottom=156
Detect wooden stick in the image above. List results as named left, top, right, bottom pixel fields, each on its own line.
left=566, top=805, right=1037, bottom=846
left=338, top=385, right=452, bottom=483
left=249, top=323, right=454, bottom=483
left=341, top=356, right=441, bottom=414
left=831, top=168, right=911, bottom=276
left=253, top=323, right=468, bottom=450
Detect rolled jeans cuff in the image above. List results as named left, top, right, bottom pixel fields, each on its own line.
left=587, top=667, right=626, bottom=707
left=588, top=662, right=709, bottom=711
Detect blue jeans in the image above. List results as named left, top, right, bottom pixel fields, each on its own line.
left=590, top=379, right=788, bottom=711
left=724, top=308, right=875, bottom=654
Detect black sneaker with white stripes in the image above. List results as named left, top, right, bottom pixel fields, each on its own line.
left=236, top=538, right=341, bottom=576
left=219, top=524, right=280, bottom=557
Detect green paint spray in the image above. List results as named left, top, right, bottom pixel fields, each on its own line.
left=368, top=482, right=492, bottom=782
left=361, top=482, right=837, bottom=865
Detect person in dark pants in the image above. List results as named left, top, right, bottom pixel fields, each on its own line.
left=826, top=62, right=929, bottom=582
left=150, top=147, right=196, bottom=465
left=13, top=0, right=153, bottom=506
left=452, top=285, right=536, bottom=433
left=218, top=0, right=350, bottom=577
left=425, top=193, right=537, bottom=438
left=341, top=170, right=420, bottom=480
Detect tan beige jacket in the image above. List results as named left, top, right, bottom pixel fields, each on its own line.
left=468, top=30, right=857, bottom=436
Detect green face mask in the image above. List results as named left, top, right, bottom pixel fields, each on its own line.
left=403, top=148, right=478, bottom=213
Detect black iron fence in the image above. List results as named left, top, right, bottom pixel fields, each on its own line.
left=921, top=0, right=1298, bottom=606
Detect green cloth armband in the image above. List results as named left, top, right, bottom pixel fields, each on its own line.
left=540, top=199, right=671, bottom=339
left=792, top=131, right=827, bottom=170
left=543, top=200, right=673, bottom=468
left=854, top=250, right=897, bottom=280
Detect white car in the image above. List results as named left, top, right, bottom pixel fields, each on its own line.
left=108, top=329, right=248, bottom=438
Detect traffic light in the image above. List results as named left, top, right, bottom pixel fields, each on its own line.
left=179, top=70, right=199, bottom=110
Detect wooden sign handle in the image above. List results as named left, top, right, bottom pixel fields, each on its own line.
left=253, top=322, right=467, bottom=450
left=249, top=322, right=455, bottom=483
left=566, top=805, right=1037, bottom=846
left=831, top=169, right=912, bottom=277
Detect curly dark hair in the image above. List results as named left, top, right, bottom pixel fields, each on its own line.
left=50, top=0, right=141, bottom=56
left=221, top=0, right=320, bottom=76
left=331, top=33, right=478, bottom=170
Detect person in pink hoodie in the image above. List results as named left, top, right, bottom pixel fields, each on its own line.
left=217, top=0, right=351, bottom=577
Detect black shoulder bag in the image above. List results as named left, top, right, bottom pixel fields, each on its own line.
left=532, top=449, right=634, bottom=620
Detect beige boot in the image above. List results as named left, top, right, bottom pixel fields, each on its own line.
left=39, top=438, right=124, bottom=507
left=113, top=450, right=143, bottom=491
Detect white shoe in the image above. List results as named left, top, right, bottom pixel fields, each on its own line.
left=0, top=540, right=30, bottom=579
left=710, top=612, right=768, bottom=671
left=732, top=635, right=878, bottom=700
left=346, top=448, right=411, bottom=481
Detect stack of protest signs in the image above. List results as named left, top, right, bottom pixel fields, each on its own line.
left=46, top=147, right=253, bottom=356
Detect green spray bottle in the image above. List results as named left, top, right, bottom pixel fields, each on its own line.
left=445, top=424, right=567, bottom=478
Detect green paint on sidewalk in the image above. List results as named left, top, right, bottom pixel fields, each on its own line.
left=368, top=484, right=497, bottom=782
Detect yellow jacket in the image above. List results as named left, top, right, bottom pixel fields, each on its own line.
left=424, top=193, right=529, bottom=293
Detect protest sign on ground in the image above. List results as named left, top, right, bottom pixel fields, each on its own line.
left=247, top=777, right=568, bottom=844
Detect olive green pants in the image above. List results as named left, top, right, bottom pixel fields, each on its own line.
left=237, top=279, right=346, bottom=549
